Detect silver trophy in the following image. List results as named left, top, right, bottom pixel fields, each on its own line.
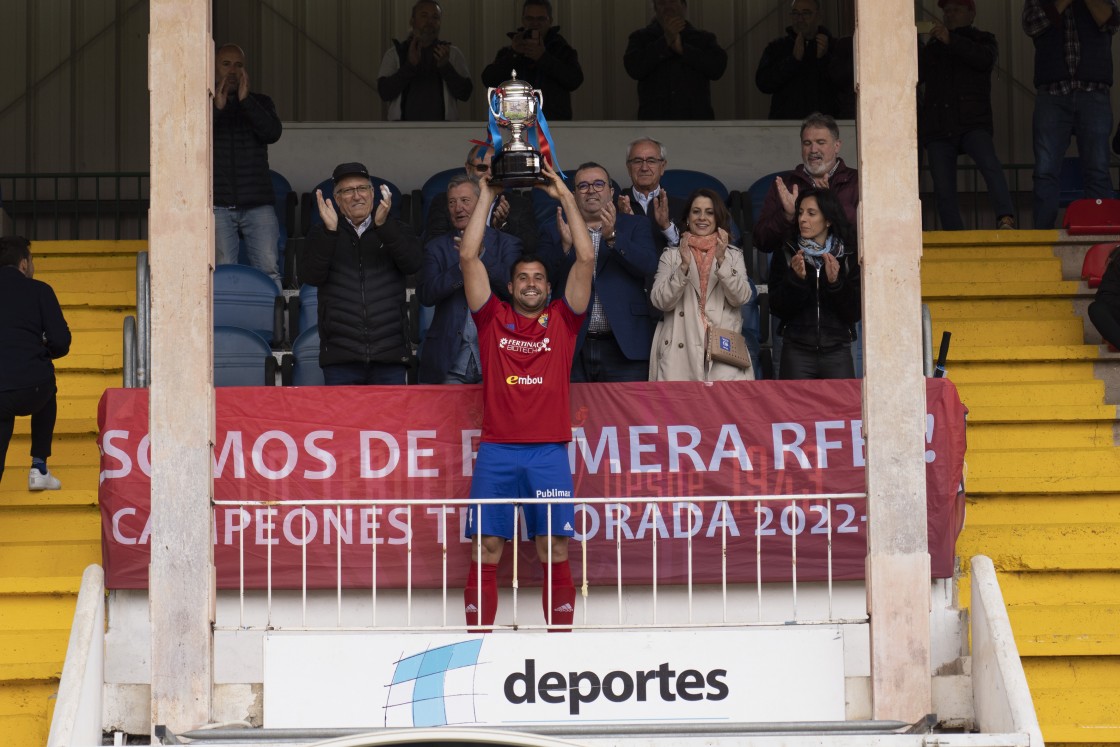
left=487, top=71, right=547, bottom=187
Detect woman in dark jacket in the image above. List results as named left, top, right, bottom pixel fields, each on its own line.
left=769, top=188, right=860, bottom=379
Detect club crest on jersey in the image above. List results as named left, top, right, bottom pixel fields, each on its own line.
left=537, top=312, right=549, bottom=328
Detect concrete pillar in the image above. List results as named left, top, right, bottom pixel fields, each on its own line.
left=147, top=0, right=215, bottom=736
left=854, top=0, right=933, bottom=723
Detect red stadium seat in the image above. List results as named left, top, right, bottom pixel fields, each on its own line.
left=1063, top=198, right=1120, bottom=235
left=1081, top=243, right=1118, bottom=288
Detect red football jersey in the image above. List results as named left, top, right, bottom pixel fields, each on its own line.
left=473, top=294, right=585, bottom=443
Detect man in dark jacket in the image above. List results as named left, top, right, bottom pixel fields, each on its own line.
left=618, top=137, right=687, bottom=252
left=418, top=174, right=522, bottom=384
left=623, top=0, right=728, bottom=120
left=304, top=163, right=423, bottom=385
left=213, top=44, right=283, bottom=288
left=0, top=237, right=70, bottom=490
left=481, top=0, right=583, bottom=121
left=1024, top=0, right=1120, bottom=228
left=755, top=0, right=840, bottom=120
left=920, top=0, right=1015, bottom=230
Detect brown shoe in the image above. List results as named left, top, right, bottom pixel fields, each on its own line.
left=997, top=215, right=1016, bottom=230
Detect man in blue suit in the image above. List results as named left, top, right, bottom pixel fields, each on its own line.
left=539, top=162, right=659, bottom=382
left=417, top=174, right=522, bottom=384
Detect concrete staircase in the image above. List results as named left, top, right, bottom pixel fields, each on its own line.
left=0, top=241, right=140, bottom=745
left=923, top=230, right=1120, bottom=746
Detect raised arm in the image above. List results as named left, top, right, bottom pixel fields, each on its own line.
left=536, top=164, right=594, bottom=314
left=460, top=176, right=503, bottom=311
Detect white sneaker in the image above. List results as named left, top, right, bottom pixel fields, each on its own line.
left=29, top=468, right=61, bottom=491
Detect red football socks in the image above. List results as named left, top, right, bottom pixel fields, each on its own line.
left=541, top=561, right=575, bottom=632
left=464, top=561, right=498, bottom=630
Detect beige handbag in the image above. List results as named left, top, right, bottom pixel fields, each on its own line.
left=705, top=324, right=752, bottom=369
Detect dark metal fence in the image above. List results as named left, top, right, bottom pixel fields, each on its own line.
left=0, top=172, right=149, bottom=240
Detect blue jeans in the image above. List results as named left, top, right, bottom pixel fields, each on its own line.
left=215, top=205, right=281, bottom=289
left=926, top=130, right=1015, bottom=230
left=1032, top=90, right=1114, bottom=229
left=322, top=362, right=408, bottom=386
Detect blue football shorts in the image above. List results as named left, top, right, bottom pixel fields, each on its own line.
left=465, top=442, right=576, bottom=540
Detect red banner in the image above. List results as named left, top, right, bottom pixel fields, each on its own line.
left=98, top=380, right=967, bottom=590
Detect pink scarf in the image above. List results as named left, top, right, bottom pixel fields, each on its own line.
left=685, top=231, right=720, bottom=305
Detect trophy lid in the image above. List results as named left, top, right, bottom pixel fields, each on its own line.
left=501, top=70, right=534, bottom=96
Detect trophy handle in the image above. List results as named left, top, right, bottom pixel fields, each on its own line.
left=487, top=87, right=503, bottom=121
left=534, top=88, right=544, bottom=115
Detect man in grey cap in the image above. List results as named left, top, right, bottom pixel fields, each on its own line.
left=302, top=162, right=423, bottom=385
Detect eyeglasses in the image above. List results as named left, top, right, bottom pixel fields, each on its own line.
left=469, top=163, right=490, bottom=173
left=335, top=185, right=372, bottom=199
left=627, top=157, right=665, bottom=168
left=576, top=180, right=608, bottom=193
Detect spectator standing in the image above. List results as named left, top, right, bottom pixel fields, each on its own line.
left=481, top=0, right=583, bottom=121
left=920, top=0, right=1016, bottom=230
left=303, top=163, right=423, bottom=385
left=768, top=189, right=860, bottom=380
left=623, top=0, right=728, bottom=120
left=212, top=43, right=283, bottom=288
left=459, top=165, right=593, bottom=631
left=0, top=237, right=70, bottom=490
left=1023, top=0, right=1120, bottom=228
left=649, top=190, right=753, bottom=382
left=755, top=0, right=839, bottom=120
left=377, top=0, right=472, bottom=122
left=418, top=175, right=522, bottom=384
left=425, top=145, right=539, bottom=252
left=539, top=163, right=659, bottom=382
left=618, top=137, right=687, bottom=252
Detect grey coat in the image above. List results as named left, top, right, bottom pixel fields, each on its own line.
left=649, top=244, right=753, bottom=382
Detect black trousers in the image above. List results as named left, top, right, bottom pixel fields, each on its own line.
left=1089, top=298, right=1120, bottom=349
left=0, top=381, right=57, bottom=484
left=779, top=340, right=855, bottom=380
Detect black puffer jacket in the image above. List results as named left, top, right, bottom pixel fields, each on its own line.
left=302, top=217, right=423, bottom=367
left=213, top=93, right=282, bottom=208
left=768, top=241, right=861, bottom=350
left=918, top=25, right=998, bottom=144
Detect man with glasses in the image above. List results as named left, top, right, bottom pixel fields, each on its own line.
left=303, top=162, right=423, bottom=385
left=755, top=0, right=842, bottom=120
left=424, top=145, right=538, bottom=252
left=618, top=137, right=687, bottom=252
left=624, top=0, right=728, bottom=120
left=481, top=0, right=583, bottom=121
left=539, top=163, right=658, bottom=382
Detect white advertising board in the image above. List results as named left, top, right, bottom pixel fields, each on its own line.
left=264, top=628, right=845, bottom=728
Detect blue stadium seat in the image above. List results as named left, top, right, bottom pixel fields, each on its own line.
left=213, top=264, right=283, bottom=346
left=419, top=167, right=466, bottom=228
left=747, top=171, right=785, bottom=225
left=296, top=284, right=318, bottom=336
left=301, top=175, right=404, bottom=234
left=214, top=326, right=276, bottom=386
left=290, top=325, right=324, bottom=386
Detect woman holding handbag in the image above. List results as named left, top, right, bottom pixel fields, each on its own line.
left=769, top=187, right=861, bottom=379
left=648, top=188, right=754, bottom=382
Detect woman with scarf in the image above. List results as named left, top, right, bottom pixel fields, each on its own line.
left=649, top=188, right=753, bottom=382
left=769, top=188, right=861, bottom=379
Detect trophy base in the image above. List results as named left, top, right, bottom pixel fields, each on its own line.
left=491, top=150, right=547, bottom=188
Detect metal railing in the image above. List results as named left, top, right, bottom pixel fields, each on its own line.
left=0, top=171, right=149, bottom=240
left=211, top=493, right=871, bottom=633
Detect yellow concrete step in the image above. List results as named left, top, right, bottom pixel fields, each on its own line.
left=3, top=435, right=103, bottom=471
left=964, top=403, right=1117, bottom=424
left=948, top=344, right=1100, bottom=362
left=0, top=631, right=66, bottom=670
left=930, top=318, right=1087, bottom=347
left=56, top=370, right=117, bottom=398
left=958, top=523, right=1120, bottom=572
left=55, top=351, right=124, bottom=373
left=961, top=495, right=1120, bottom=526
left=33, top=254, right=136, bottom=273
left=31, top=239, right=147, bottom=257
left=58, top=307, right=132, bottom=329
left=966, top=448, right=1120, bottom=494
left=922, top=280, right=1082, bottom=299
left=0, top=540, right=101, bottom=578
left=0, top=507, right=100, bottom=544
left=967, top=422, right=1117, bottom=450
left=1026, top=656, right=1120, bottom=744
left=945, top=360, right=1100, bottom=384
left=41, top=266, right=134, bottom=294
left=921, top=229, right=1064, bottom=248
left=926, top=298, right=1076, bottom=320
left=921, top=258, right=1063, bottom=284
left=0, top=682, right=57, bottom=746
left=956, top=380, right=1104, bottom=407
left=921, top=244, right=1060, bottom=261
left=1012, top=605, right=1120, bottom=657
left=0, top=593, right=77, bottom=633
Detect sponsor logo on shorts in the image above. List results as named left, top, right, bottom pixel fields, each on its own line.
left=506, top=375, right=544, bottom=386
left=499, top=337, right=551, bottom=354
left=535, top=488, right=571, bottom=498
